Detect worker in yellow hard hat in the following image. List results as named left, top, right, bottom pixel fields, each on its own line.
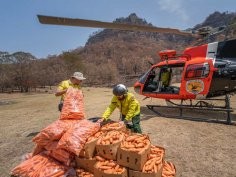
left=102, top=84, right=142, bottom=133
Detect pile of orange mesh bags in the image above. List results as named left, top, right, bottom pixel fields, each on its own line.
left=11, top=88, right=100, bottom=177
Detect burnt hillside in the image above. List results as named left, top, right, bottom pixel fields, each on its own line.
left=72, top=13, right=196, bottom=86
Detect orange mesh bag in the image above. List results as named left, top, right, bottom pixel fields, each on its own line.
left=60, top=87, right=86, bottom=120
left=32, top=119, right=79, bottom=146
left=44, top=141, right=74, bottom=166
left=58, top=119, right=100, bottom=155
left=32, top=144, right=45, bottom=156
left=11, top=154, right=69, bottom=177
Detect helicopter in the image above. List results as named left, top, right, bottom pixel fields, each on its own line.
left=37, top=15, right=236, bottom=124
left=133, top=38, right=236, bottom=124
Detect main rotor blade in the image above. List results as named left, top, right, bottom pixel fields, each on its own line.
left=37, top=15, right=192, bottom=36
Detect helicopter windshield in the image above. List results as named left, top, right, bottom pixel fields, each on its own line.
left=138, top=68, right=152, bottom=84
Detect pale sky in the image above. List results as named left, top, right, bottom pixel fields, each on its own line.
left=0, top=0, right=235, bottom=58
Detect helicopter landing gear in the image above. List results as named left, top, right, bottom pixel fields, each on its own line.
left=146, top=94, right=234, bottom=125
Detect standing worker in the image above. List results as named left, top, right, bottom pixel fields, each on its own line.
left=55, top=72, right=86, bottom=111
left=160, top=67, right=171, bottom=90
left=102, top=84, right=142, bottom=133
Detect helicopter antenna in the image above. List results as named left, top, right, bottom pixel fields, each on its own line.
left=148, top=61, right=154, bottom=66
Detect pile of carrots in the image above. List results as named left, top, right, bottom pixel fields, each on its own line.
left=120, top=134, right=150, bottom=153
left=148, top=145, right=165, bottom=160
left=60, top=88, right=85, bottom=120
left=76, top=168, right=94, bottom=177
left=162, top=161, right=176, bottom=177
left=142, top=157, right=163, bottom=173
left=86, top=121, right=126, bottom=144
left=11, top=119, right=100, bottom=177
left=97, top=130, right=126, bottom=145
left=95, top=156, right=125, bottom=174
left=58, top=119, right=100, bottom=156
left=86, top=131, right=105, bottom=143
left=32, top=119, right=77, bottom=146
left=44, top=141, right=73, bottom=166
left=12, top=119, right=178, bottom=177
left=11, top=154, right=69, bottom=177
left=100, top=122, right=125, bottom=132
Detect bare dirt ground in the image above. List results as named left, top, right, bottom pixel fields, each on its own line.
left=0, top=87, right=236, bottom=177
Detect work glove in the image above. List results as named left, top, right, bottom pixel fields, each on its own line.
left=123, top=119, right=129, bottom=125
left=99, top=117, right=112, bottom=126
left=123, top=119, right=133, bottom=126
left=122, top=119, right=133, bottom=129
left=96, top=118, right=104, bottom=123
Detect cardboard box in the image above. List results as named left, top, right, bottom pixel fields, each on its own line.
left=129, top=167, right=163, bottom=177
left=149, top=145, right=165, bottom=161
left=75, top=157, right=97, bottom=173
left=96, top=141, right=121, bottom=160
left=79, top=138, right=98, bottom=159
left=94, top=163, right=128, bottom=177
left=117, top=142, right=151, bottom=171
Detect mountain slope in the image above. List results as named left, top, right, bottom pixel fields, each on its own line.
left=72, top=13, right=197, bottom=86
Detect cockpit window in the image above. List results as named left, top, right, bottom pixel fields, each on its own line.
left=217, top=39, right=236, bottom=58
left=185, top=63, right=210, bottom=79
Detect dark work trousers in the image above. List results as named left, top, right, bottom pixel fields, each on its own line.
left=122, top=114, right=142, bottom=133
left=58, top=101, right=63, bottom=112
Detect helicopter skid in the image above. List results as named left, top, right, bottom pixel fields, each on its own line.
left=146, top=95, right=234, bottom=124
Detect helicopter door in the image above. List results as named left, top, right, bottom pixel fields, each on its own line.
left=182, top=60, right=215, bottom=99
left=143, top=67, right=161, bottom=92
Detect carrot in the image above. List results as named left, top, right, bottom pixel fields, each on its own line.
left=154, top=164, right=158, bottom=173
left=96, top=156, right=105, bottom=162
left=95, top=159, right=125, bottom=174
left=99, top=166, right=112, bottom=170
left=107, top=162, right=116, bottom=167
left=136, top=142, right=144, bottom=148
left=126, top=136, right=137, bottom=142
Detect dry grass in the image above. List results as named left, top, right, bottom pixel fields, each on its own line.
left=0, top=87, right=236, bottom=177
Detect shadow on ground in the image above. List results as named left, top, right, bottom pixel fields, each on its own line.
left=140, top=105, right=236, bottom=125
left=26, top=132, right=39, bottom=137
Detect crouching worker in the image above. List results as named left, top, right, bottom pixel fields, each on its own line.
left=102, top=84, right=142, bottom=133
left=55, top=72, right=86, bottom=111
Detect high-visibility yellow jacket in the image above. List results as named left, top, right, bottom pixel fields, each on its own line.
left=57, top=80, right=81, bottom=101
left=161, top=71, right=171, bottom=87
left=102, top=92, right=140, bottom=121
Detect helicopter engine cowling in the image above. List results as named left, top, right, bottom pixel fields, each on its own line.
left=159, top=50, right=177, bottom=60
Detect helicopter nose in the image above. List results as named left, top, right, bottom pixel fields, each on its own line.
left=134, top=82, right=142, bottom=94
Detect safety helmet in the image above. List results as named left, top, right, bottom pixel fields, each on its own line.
left=113, top=84, right=128, bottom=96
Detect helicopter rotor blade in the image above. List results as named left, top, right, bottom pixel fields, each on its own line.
left=37, top=15, right=193, bottom=36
